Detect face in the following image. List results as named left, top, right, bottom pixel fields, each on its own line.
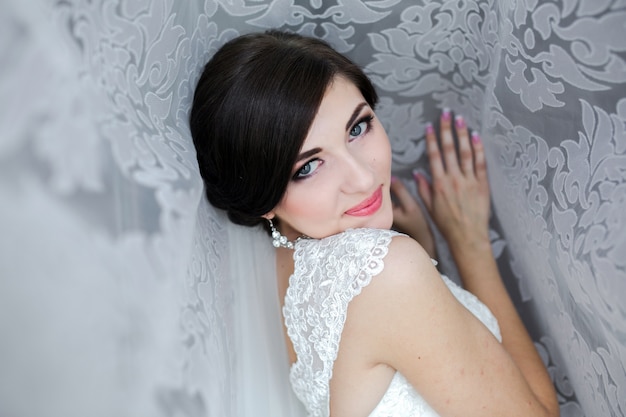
left=267, top=76, right=393, bottom=240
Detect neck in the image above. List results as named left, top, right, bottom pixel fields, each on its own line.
left=279, top=221, right=302, bottom=242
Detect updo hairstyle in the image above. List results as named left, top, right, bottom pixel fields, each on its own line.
left=189, top=30, right=378, bottom=228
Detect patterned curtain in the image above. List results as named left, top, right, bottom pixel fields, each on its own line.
left=1, top=1, right=624, bottom=416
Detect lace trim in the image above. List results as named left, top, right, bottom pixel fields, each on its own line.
left=283, top=228, right=399, bottom=417
left=283, top=228, right=501, bottom=417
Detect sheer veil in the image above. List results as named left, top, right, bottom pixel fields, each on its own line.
left=2, top=0, right=623, bottom=415
left=227, top=221, right=306, bottom=416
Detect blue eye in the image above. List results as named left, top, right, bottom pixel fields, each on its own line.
left=294, top=158, right=322, bottom=180
left=349, top=115, right=374, bottom=139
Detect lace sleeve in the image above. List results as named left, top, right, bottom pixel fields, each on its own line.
left=283, top=228, right=401, bottom=417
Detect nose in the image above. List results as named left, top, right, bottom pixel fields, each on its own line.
left=339, top=151, right=376, bottom=194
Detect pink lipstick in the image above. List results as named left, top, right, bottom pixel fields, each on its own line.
left=345, top=187, right=383, bottom=216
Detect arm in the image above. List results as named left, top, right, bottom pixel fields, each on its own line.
left=416, top=112, right=559, bottom=416
left=345, top=235, right=557, bottom=417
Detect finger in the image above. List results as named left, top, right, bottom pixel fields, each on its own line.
left=471, top=131, right=488, bottom=186
left=415, top=171, right=433, bottom=212
left=440, top=108, right=460, bottom=175
left=390, top=176, right=419, bottom=211
left=425, top=122, right=445, bottom=180
left=455, top=115, right=473, bottom=177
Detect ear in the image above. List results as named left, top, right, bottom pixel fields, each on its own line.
left=262, top=212, right=275, bottom=220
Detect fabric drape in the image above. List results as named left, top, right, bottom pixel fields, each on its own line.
left=1, top=1, right=624, bottom=416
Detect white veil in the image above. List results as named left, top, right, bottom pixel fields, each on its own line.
left=227, top=221, right=307, bottom=416
left=3, top=0, right=624, bottom=415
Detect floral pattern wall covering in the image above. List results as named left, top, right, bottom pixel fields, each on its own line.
left=1, top=0, right=624, bottom=416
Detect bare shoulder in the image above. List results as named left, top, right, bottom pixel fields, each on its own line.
left=358, top=233, right=448, bottom=304
left=379, top=234, right=438, bottom=281
left=339, top=233, right=555, bottom=417
left=343, top=232, right=492, bottom=369
left=343, top=233, right=456, bottom=346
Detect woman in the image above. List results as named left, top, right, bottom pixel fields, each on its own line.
left=190, top=30, right=559, bottom=417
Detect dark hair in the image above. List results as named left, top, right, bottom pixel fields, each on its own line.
left=189, top=30, right=378, bottom=228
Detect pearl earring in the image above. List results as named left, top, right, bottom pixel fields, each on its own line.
left=268, top=219, right=295, bottom=249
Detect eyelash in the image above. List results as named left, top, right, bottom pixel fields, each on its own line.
left=292, top=113, right=375, bottom=181
left=349, top=115, right=374, bottom=140
left=293, top=158, right=322, bottom=180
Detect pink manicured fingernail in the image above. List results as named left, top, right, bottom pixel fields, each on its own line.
left=412, top=169, right=421, bottom=181
left=471, top=131, right=481, bottom=144
left=425, top=123, right=434, bottom=134
left=391, top=175, right=398, bottom=183
left=455, top=115, right=465, bottom=129
left=441, top=108, right=451, bottom=121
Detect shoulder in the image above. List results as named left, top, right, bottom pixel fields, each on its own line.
left=288, top=229, right=407, bottom=310
left=290, top=228, right=434, bottom=310
left=298, top=227, right=425, bottom=258
left=340, top=231, right=459, bottom=355
left=291, top=228, right=439, bottom=300
left=345, top=231, right=443, bottom=308
left=303, top=228, right=438, bottom=292
left=298, top=227, right=401, bottom=253
left=295, top=228, right=405, bottom=276
left=338, top=230, right=445, bottom=325
left=368, top=231, right=439, bottom=293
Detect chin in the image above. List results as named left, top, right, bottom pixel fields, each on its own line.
left=376, top=201, right=394, bottom=229
left=369, top=218, right=393, bottom=230
left=359, top=209, right=393, bottom=231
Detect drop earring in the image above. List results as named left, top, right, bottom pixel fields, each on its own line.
left=268, top=218, right=295, bottom=249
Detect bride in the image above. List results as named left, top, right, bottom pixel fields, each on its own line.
left=189, top=30, right=559, bottom=417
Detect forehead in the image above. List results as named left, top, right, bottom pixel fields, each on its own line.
left=319, top=76, right=364, bottom=113
left=303, top=77, right=367, bottom=141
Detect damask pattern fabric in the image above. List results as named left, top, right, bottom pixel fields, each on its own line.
left=1, top=0, right=624, bottom=416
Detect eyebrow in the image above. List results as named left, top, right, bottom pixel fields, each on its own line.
left=296, top=147, right=322, bottom=162
left=345, top=102, right=368, bottom=131
left=295, top=102, right=369, bottom=163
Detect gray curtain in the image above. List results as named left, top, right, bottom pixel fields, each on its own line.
left=1, top=0, right=624, bottom=416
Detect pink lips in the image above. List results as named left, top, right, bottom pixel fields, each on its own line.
left=345, top=187, right=383, bottom=216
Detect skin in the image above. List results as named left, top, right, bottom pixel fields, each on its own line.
left=270, top=77, right=559, bottom=417
left=265, top=76, right=394, bottom=239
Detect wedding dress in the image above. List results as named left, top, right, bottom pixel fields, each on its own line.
left=283, top=228, right=501, bottom=417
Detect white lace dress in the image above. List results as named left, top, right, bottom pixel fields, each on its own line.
left=283, top=228, right=501, bottom=417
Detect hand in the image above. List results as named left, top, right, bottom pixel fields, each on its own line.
left=391, top=177, right=436, bottom=259
left=417, top=110, right=491, bottom=257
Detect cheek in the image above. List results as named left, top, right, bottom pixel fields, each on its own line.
left=276, top=184, right=331, bottom=224
left=373, top=132, right=392, bottom=172
left=278, top=190, right=308, bottom=218
left=274, top=187, right=339, bottom=239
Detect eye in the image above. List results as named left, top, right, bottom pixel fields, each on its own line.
left=349, top=115, right=374, bottom=140
left=293, top=158, right=322, bottom=180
